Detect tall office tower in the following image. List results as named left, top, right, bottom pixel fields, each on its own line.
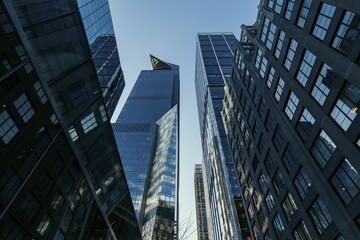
left=113, top=55, right=180, bottom=239
left=222, top=0, right=360, bottom=239
left=195, top=33, right=246, bottom=240
left=77, top=0, right=125, bottom=117
left=0, top=1, right=140, bottom=239
left=194, top=164, right=209, bottom=240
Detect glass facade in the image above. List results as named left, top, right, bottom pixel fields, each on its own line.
left=77, top=0, right=125, bottom=117
left=194, top=164, right=209, bottom=240
left=113, top=55, right=179, bottom=239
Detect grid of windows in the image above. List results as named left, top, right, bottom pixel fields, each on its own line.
left=294, top=168, right=311, bottom=199
left=296, top=108, right=315, bottom=141
left=33, top=81, right=48, bottom=104
left=275, top=78, right=285, bottom=102
left=285, top=0, right=295, bottom=20
left=273, top=213, right=285, bottom=237
left=266, top=67, right=275, bottom=88
left=308, top=197, right=333, bottom=234
left=312, top=3, right=336, bottom=40
left=284, top=39, right=298, bottom=70
left=331, top=159, right=360, bottom=204
left=332, top=11, right=360, bottom=56
left=282, top=192, right=298, bottom=221
left=296, top=50, right=316, bottom=87
left=13, top=93, right=35, bottom=123
left=0, top=110, right=19, bottom=144
left=81, top=112, right=98, bottom=133
left=330, top=82, right=359, bottom=131
left=311, top=130, right=337, bottom=168
left=311, top=64, right=333, bottom=106
left=285, top=92, right=299, bottom=120
left=297, top=0, right=312, bottom=28
left=293, top=220, right=311, bottom=240
left=275, top=31, right=285, bottom=59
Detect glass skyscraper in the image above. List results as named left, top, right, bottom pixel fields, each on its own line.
left=0, top=0, right=140, bottom=239
left=113, top=55, right=179, bottom=239
left=194, top=164, right=209, bottom=240
left=222, top=0, right=360, bottom=239
left=77, top=0, right=125, bottom=117
left=195, top=33, right=244, bottom=240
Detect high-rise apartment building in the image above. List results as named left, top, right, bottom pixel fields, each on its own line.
left=222, top=0, right=360, bottom=239
left=0, top=1, right=140, bottom=239
left=195, top=33, right=246, bottom=240
left=113, top=55, right=179, bottom=239
left=77, top=0, right=125, bottom=117
left=194, top=164, right=209, bottom=240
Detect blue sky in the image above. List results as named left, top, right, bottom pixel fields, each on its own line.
left=108, top=0, right=259, bottom=238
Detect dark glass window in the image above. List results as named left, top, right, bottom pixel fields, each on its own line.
left=36, top=214, right=53, bottom=237
left=51, top=192, right=64, bottom=211
left=332, top=11, right=360, bottom=56
left=275, top=31, right=285, bottom=59
left=265, top=151, right=276, bottom=174
left=275, top=78, right=285, bottom=102
left=33, top=81, right=48, bottom=104
left=285, top=0, right=295, bottom=20
left=308, top=197, right=333, bottom=233
left=258, top=97, right=267, bottom=117
left=330, top=82, right=359, bottom=131
left=296, top=108, right=315, bottom=141
left=284, top=39, right=298, bottom=70
left=296, top=50, right=316, bottom=87
left=297, top=0, right=312, bottom=28
left=273, top=126, right=285, bottom=151
left=266, top=66, right=275, bottom=88
left=265, top=191, right=275, bottom=212
left=13, top=93, right=35, bottom=123
left=311, top=130, right=337, bottom=168
left=282, top=145, right=296, bottom=172
left=0, top=168, right=22, bottom=203
left=273, top=170, right=285, bottom=195
left=285, top=92, right=299, bottom=120
left=331, top=159, right=360, bottom=204
left=282, top=192, right=298, bottom=221
left=311, top=64, right=335, bottom=106
left=294, top=168, right=312, bottom=199
left=293, top=220, right=311, bottom=240
left=20, top=193, right=40, bottom=221
left=265, top=111, right=273, bottom=131
left=0, top=110, right=19, bottom=144
left=273, top=213, right=285, bottom=237
left=312, top=3, right=336, bottom=40
left=258, top=207, right=266, bottom=228
left=258, top=134, right=266, bottom=154
left=258, top=172, right=268, bottom=192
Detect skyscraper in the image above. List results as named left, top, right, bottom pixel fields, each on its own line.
left=222, top=0, right=360, bottom=239
left=194, top=164, right=209, bottom=240
left=113, top=55, right=179, bottom=239
left=195, top=33, right=245, bottom=240
left=77, top=0, right=125, bottom=117
left=0, top=1, right=140, bottom=239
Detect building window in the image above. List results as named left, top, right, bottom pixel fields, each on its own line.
left=294, top=168, right=312, bottom=199
left=265, top=111, right=273, bottom=131
left=99, top=105, right=108, bottom=122
left=275, top=78, right=285, bottom=102
left=285, top=0, right=295, bottom=20
left=248, top=204, right=254, bottom=219
left=0, top=110, right=19, bottom=144
left=308, top=197, right=333, bottom=233
left=268, top=0, right=274, bottom=9
left=285, top=92, right=299, bottom=120
left=284, top=39, right=298, bottom=70
left=266, top=23, right=277, bottom=50
left=297, top=0, right=312, bottom=28
left=255, top=49, right=268, bottom=79
left=274, top=31, right=285, bottom=59
left=258, top=208, right=266, bottom=228
left=261, top=18, right=270, bottom=43
left=258, top=97, right=267, bottom=117
left=260, top=57, right=268, bottom=79
left=51, top=192, right=64, bottom=211
left=273, top=126, right=285, bottom=151
left=312, top=3, right=336, bottom=40
left=53, top=230, right=65, bottom=240
left=282, top=192, right=298, bottom=221
left=296, top=108, right=315, bottom=141
left=330, top=82, right=359, bottom=131
left=13, top=93, right=35, bottom=123
left=36, top=214, right=53, bottom=237
left=255, top=49, right=263, bottom=69
left=0, top=168, right=22, bottom=203
left=311, top=130, right=337, bottom=168
left=265, top=151, right=276, bottom=174
left=266, top=66, right=275, bottom=88
left=331, top=159, right=360, bottom=204
left=311, top=64, right=335, bottom=106
left=293, top=220, right=311, bottom=240
left=253, top=87, right=260, bottom=106
left=273, top=213, right=285, bottom=237
left=68, top=125, right=79, bottom=142
left=259, top=172, right=267, bottom=192
left=273, top=170, right=285, bottom=195
left=282, top=145, right=296, bottom=172
left=274, top=0, right=284, bottom=14
left=332, top=11, right=360, bottom=56
left=20, top=193, right=40, bottom=221
left=33, top=81, right=48, bottom=104
left=81, top=112, right=98, bottom=134
left=265, top=191, right=275, bottom=212
left=296, top=50, right=316, bottom=87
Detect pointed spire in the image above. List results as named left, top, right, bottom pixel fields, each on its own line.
left=150, top=54, right=172, bottom=70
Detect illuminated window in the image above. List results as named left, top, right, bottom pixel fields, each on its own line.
left=36, top=214, right=53, bottom=237
left=266, top=66, right=275, bottom=88
left=274, top=0, right=284, bottom=14
left=68, top=125, right=79, bottom=142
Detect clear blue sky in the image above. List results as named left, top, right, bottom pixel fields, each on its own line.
left=108, top=0, right=259, bottom=239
